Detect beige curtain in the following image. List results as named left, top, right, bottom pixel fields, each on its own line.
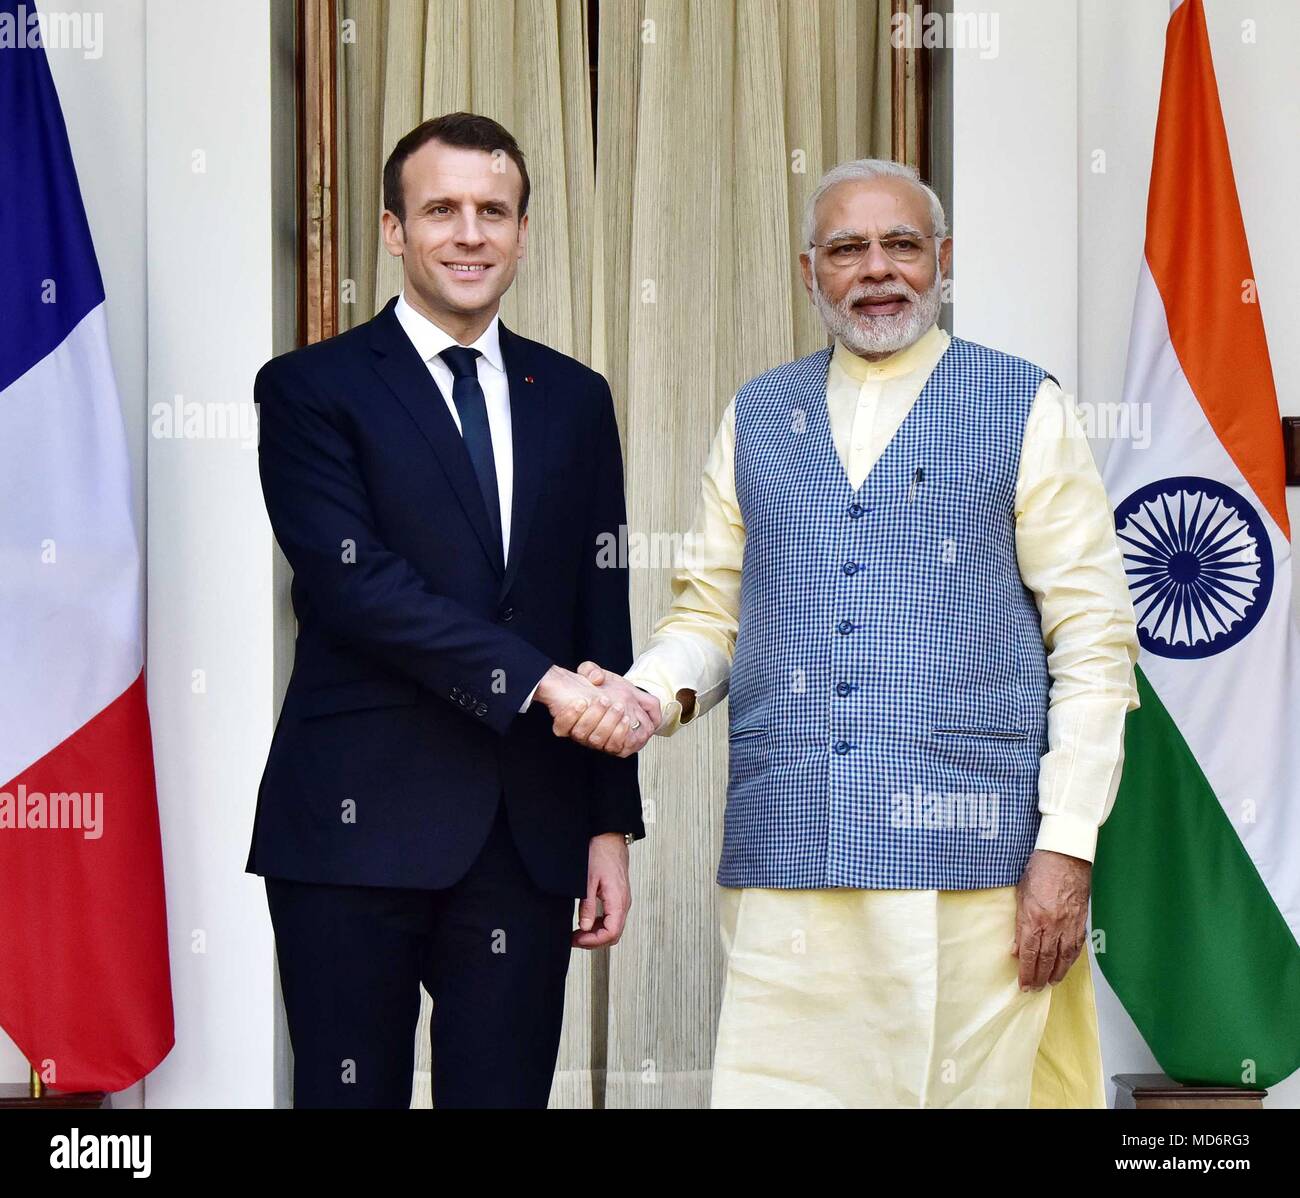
left=594, top=0, right=893, bottom=1108
left=335, top=0, right=900, bottom=1109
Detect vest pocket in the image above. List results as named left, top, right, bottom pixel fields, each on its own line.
left=728, top=726, right=771, bottom=786
left=932, top=725, right=1027, bottom=741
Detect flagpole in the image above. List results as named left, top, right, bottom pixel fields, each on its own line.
left=29, top=1066, right=42, bottom=1099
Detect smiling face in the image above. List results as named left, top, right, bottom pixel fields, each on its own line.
left=799, top=175, right=952, bottom=359
left=381, top=139, right=528, bottom=340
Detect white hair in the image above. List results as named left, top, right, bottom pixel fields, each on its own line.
left=802, top=159, right=948, bottom=247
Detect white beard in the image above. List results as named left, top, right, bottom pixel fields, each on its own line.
left=813, top=265, right=944, bottom=357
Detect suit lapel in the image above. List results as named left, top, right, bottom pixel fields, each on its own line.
left=367, top=297, right=504, bottom=575
left=499, top=321, right=547, bottom=598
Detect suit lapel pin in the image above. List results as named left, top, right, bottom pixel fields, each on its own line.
left=524, top=375, right=534, bottom=384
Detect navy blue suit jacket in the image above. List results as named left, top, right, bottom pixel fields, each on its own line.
left=246, top=296, right=643, bottom=898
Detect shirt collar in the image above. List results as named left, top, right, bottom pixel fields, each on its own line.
left=831, top=321, right=950, bottom=384
left=394, top=291, right=505, bottom=374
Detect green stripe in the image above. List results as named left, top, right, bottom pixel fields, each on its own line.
left=1094, top=665, right=1300, bottom=1088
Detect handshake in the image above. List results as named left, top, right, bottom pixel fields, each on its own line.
left=535, top=661, right=663, bottom=757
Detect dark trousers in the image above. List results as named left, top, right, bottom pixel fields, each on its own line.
left=265, top=801, right=575, bottom=1108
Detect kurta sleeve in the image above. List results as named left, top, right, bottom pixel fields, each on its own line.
left=626, top=399, right=745, bottom=735
left=1014, top=379, right=1141, bottom=862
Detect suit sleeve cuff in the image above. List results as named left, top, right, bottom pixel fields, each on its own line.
left=483, top=651, right=550, bottom=735
left=590, top=783, right=646, bottom=841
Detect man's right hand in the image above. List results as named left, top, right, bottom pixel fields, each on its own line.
left=560, top=661, right=662, bottom=754
left=536, top=664, right=656, bottom=757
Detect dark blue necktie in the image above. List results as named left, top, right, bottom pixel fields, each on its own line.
left=439, top=346, right=503, bottom=564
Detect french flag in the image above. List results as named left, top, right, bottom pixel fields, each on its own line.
left=0, top=1, right=173, bottom=1092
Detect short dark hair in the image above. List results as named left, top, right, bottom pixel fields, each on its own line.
left=382, top=111, right=530, bottom=225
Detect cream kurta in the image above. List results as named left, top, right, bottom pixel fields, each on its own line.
left=626, top=323, right=1139, bottom=1107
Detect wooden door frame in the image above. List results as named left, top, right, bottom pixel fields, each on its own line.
left=297, top=0, right=338, bottom=347
left=893, top=0, right=931, bottom=171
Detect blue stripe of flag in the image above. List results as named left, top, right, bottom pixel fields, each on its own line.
left=0, top=0, right=106, bottom=393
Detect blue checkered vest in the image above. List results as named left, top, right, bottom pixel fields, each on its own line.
left=721, top=336, right=1052, bottom=889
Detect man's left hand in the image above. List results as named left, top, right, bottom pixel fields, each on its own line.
left=1011, top=849, right=1092, bottom=991
left=572, top=832, right=631, bottom=950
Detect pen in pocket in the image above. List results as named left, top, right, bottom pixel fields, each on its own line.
left=907, top=466, right=924, bottom=504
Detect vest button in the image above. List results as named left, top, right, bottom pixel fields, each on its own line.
left=498, top=606, right=515, bottom=622
left=836, top=620, right=854, bottom=635
left=835, top=682, right=851, bottom=697
left=841, top=561, right=858, bottom=575
left=848, top=503, right=865, bottom=519
left=833, top=740, right=852, bottom=755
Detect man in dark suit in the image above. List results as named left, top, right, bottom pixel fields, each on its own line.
left=247, top=112, right=661, bottom=1108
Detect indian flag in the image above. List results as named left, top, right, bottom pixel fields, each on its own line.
left=1095, top=0, right=1300, bottom=1088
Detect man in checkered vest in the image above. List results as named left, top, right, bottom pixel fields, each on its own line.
left=558, top=159, right=1139, bottom=1108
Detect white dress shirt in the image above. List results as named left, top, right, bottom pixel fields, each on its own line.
left=394, top=291, right=515, bottom=559
left=394, top=291, right=544, bottom=713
